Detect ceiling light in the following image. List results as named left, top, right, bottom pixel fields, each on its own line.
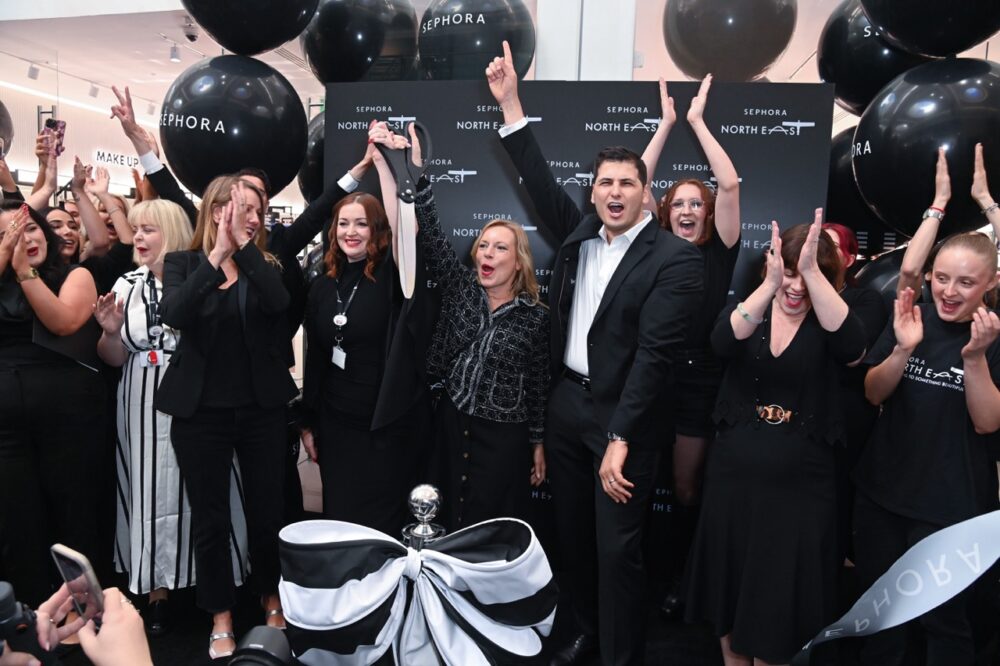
left=27, top=63, right=39, bottom=80
left=170, top=44, right=181, bottom=63
left=88, top=83, right=99, bottom=98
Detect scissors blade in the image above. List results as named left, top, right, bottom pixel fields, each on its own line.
left=398, top=203, right=418, bottom=299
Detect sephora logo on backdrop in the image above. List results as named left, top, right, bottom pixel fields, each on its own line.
left=718, top=106, right=816, bottom=136
left=428, top=156, right=477, bottom=184
left=456, top=115, right=541, bottom=132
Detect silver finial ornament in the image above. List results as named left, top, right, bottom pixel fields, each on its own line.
left=402, top=484, right=445, bottom=548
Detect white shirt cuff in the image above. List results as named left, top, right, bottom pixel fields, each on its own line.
left=138, top=152, right=164, bottom=175
left=338, top=172, right=360, bottom=192
left=498, top=117, right=529, bottom=138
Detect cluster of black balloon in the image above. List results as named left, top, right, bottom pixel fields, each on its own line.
left=181, top=0, right=320, bottom=56
left=662, top=0, right=797, bottom=82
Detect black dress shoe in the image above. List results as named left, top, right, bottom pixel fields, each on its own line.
left=659, top=591, right=684, bottom=621
left=550, top=633, right=598, bottom=666
left=147, top=599, right=170, bottom=636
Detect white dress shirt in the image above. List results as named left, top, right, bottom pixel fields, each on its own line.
left=564, top=213, right=652, bottom=376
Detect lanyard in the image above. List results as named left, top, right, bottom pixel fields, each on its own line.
left=333, top=271, right=363, bottom=345
left=145, top=272, right=164, bottom=348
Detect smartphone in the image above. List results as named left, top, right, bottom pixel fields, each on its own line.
left=50, top=544, right=104, bottom=624
left=43, top=118, right=66, bottom=157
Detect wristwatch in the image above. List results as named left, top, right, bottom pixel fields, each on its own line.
left=922, top=208, right=945, bottom=221
left=607, top=431, right=628, bottom=443
left=15, top=268, right=39, bottom=283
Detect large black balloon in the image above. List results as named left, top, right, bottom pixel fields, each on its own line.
left=817, top=0, right=933, bottom=116
left=827, top=127, right=906, bottom=256
left=159, top=56, right=307, bottom=197
left=859, top=0, right=1000, bottom=58
left=418, top=0, right=535, bottom=80
left=0, top=100, right=12, bottom=156
left=302, top=0, right=418, bottom=83
left=854, top=245, right=905, bottom=310
left=853, top=58, right=1000, bottom=237
left=298, top=114, right=325, bottom=203
left=181, top=0, right=319, bottom=56
left=663, top=0, right=797, bottom=82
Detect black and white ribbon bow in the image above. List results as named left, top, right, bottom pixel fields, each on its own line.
left=278, top=518, right=557, bottom=665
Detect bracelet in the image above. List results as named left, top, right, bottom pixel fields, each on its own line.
left=982, top=202, right=999, bottom=216
left=737, top=301, right=763, bottom=325
left=16, top=268, right=39, bottom=283
left=928, top=205, right=946, bottom=214
left=105, top=206, right=122, bottom=216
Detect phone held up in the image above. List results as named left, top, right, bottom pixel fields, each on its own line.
left=50, top=544, right=103, bottom=626
left=43, top=118, right=66, bottom=157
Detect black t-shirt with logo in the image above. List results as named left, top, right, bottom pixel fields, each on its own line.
left=854, top=303, right=1000, bottom=526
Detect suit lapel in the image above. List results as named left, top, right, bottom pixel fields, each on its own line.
left=592, top=221, right=656, bottom=324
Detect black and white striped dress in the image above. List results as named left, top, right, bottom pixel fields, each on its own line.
left=111, top=266, right=250, bottom=594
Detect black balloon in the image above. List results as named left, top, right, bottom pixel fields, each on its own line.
left=298, top=114, right=325, bottom=203
left=159, top=56, right=307, bottom=197
left=853, top=58, right=1000, bottom=236
left=418, top=0, right=535, bottom=80
left=663, top=0, right=797, bottom=82
left=827, top=127, right=906, bottom=256
left=859, top=0, right=1000, bottom=58
left=854, top=245, right=904, bottom=309
left=817, top=0, right=933, bottom=116
left=181, top=0, right=319, bottom=56
left=301, top=0, right=418, bottom=83
left=0, top=100, right=12, bottom=156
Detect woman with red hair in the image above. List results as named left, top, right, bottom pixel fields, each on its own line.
left=641, top=75, right=742, bottom=617
left=299, top=136, right=438, bottom=535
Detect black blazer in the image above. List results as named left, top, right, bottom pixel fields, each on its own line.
left=302, top=245, right=439, bottom=431
left=155, top=244, right=299, bottom=418
left=501, top=125, right=704, bottom=448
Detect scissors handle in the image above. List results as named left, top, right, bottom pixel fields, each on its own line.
left=374, top=121, right=433, bottom=204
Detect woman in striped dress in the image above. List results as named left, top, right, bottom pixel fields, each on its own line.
left=93, top=199, right=249, bottom=634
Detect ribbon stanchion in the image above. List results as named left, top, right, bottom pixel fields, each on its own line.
left=278, top=518, right=557, bottom=665
left=792, top=509, right=1000, bottom=665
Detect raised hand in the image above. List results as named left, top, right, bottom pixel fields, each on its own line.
left=34, top=131, right=51, bottom=162
left=971, top=143, right=993, bottom=208
left=111, top=85, right=152, bottom=155
left=933, top=147, right=950, bottom=208
left=485, top=40, right=519, bottom=109
left=228, top=184, right=249, bottom=247
left=797, top=208, right=823, bottom=276
left=687, top=74, right=713, bottom=125
left=893, top=287, right=923, bottom=352
left=87, top=166, right=111, bottom=196
left=658, top=78, right=676, bottom=128
left=211, top=201, right=237, bottom=262
left=10, top=220, right=31, bottom=274
left=962, top=306, right=1000, bottom=359
left=94, top=292, right=126, bottom=334
left=407, top=123, right=423, bottom=167
left=71, top=156, right=90, bottom=193
left=763, top=221, right=784, bottom=295
left=0, top=205, right=28, bottom=259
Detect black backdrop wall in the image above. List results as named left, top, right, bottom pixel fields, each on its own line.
left=322, top=80, right=834, bottom=562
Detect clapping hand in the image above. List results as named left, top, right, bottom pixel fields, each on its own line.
left=94, top=293, right=126, bottom=335
left=87, top=166, right=111, bottom=197
left=71, top=157, right=90, bottom=194
left=658, top=78, right=676, bottom=128
left=0, top=205, right=28, bottom=260
left=894, top=287, right=924, bottom=353
left=971, top=143, right=993, bottom=208
left=961, top=306, right=1000, bottom=359
left=763, top=221, right=784, bottom=295
left=797, top=208, right=824, bottom=276
left=933, top=147, right=950, bottom=208
left=687, top=74, right=712, bottom=126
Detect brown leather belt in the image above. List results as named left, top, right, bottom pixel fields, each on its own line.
left=756, top=404, right=793, bottom=425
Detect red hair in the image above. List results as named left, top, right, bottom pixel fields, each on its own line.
left=658, top=179, right=717, bottom=246
left=324, top=193, right=390, bottom=281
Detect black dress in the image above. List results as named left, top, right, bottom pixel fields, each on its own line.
left=683, top=302, right=867, bottom=663
left=302, top=258, right=431, bottom=536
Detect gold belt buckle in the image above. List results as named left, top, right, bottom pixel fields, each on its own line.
left=757, top=404, right=790, bottom=425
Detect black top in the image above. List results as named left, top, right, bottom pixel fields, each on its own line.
left=685, top=232, right=740, bottom=350
left=417, top=184, right=550, bottom=442
left=711, top=302, right=868, bottom=445
left=305, top=260, right=390, bottom=426
left=81, top=242, right=136, bottom=294
left=854, top=303, right=1000, bottom=525
left=199, top=283, right=254, bottom=408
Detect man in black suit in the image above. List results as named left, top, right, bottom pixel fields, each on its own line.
left=487, top=43, right=704, bottom=665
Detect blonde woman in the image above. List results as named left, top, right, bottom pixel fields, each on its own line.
left=155, top=176, right=297, bottom=659
left=93, top=199, right=249, bottom=636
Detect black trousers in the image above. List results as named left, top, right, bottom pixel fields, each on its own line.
left=853, top=492, right=975, bottom=666
left=547, top=376, right=660, bottom=666
left=171, top=405, right=285, bottom=614
left=0, top=361, right=105, bottom=607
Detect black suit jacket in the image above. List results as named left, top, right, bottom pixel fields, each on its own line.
left=501, top=125, right=703, bottom=448
left=155, top=245, right=299, bottom=418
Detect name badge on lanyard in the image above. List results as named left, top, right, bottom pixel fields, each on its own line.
left=139, top=350, right=165, bottom=367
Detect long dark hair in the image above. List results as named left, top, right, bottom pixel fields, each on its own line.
left=1, top=201, right=70, bottom=290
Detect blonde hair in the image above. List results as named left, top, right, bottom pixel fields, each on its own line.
left=128, top=199, right=194, bottom=266
left=190, top=175, right=278, bottom=266
left=468, top=219, right=541, bottom=305
left=935, top=231, right=999, bottom=307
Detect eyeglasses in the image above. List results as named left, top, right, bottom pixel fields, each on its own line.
left=669, top=199, right=704, bottom=211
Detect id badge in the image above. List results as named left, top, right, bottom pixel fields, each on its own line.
left=332, top=345, right=347, bottom=369
left=139, top=350, right=165, bottom=367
